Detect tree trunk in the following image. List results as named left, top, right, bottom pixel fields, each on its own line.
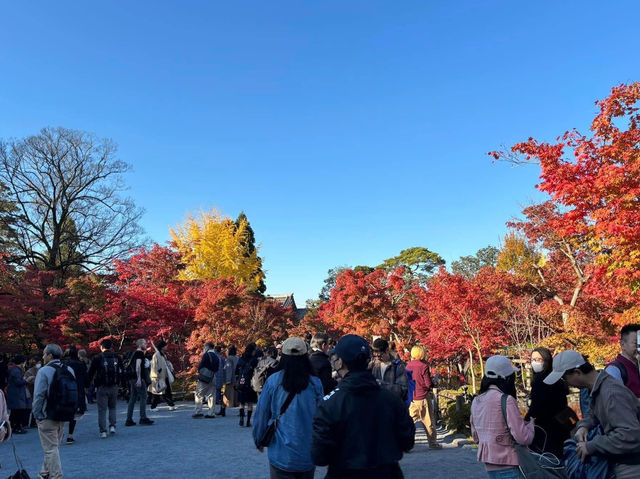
left=468, top=349, right=477, bottom=394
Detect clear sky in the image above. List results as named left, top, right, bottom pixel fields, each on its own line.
left=2, top=1, right=639, bottom=305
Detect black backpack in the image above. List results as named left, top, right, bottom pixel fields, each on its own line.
left=98, top=353, right=121, bottom=386
left=238, top=359, right=255, bottom=391
left=47, top=363, right=78, bottom=422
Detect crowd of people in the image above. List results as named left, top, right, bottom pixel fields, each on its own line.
left=2, top=324, right=640, bottom=478
left=471, top=323, right=640, bottom=479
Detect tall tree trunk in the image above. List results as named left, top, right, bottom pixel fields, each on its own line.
left=468, top=348, right=477, bottom=394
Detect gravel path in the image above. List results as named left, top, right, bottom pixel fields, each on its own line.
left=0, top=400, right=486, bottom=478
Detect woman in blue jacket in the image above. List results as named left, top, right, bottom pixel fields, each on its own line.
left=252, top=337, right=323, bottom=479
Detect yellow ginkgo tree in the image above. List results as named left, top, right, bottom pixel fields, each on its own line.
left=170, top=209, right=266, bottom=293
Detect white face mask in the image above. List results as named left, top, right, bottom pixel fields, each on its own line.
left=531, top=362, right=545, bottom=373
left=35, top=363, right=42, bottom=369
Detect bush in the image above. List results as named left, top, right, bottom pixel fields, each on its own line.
left=445, top=400, right=471, bottom=435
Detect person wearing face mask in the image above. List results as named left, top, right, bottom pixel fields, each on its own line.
left=524, top=347, right=571, bottom=459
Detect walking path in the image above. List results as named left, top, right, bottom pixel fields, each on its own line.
left=0, top=401, right=486, bottom=478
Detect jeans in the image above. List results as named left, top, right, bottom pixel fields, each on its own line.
left=487, top=467, right=520, bottom=479
left=37, top=419, right=65, bottom=479
left=97, top=384, right=118, bottom=432
left=269, top=465, right=315, bottom=479
left=127, top=380, right=148, bottom=420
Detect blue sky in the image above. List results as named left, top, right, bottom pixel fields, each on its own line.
left=2, top=1, right=639, bottom=305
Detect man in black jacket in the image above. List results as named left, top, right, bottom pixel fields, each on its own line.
left=309, top=333, right=337, bottom=395
left=87, top=339, right=124, bottom=438
left=193, top=341, right=219, bottom=418
left=312, top=335, right=415, bottom=479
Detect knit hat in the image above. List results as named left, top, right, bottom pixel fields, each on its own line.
left=410, top=346, right=425, bottom=360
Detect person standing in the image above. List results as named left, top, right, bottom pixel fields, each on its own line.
left=370, top=338, right=408, bottom=401
left=221, top=345, right=240, bottom=416
left=193, top=341, right=219, bottom=419
left=7, top=354, right=29, bottom=434
left=32, top=343, right=77, bottom=479
left=308, top=333, right=337, bottom=395
left=405, top=346, right=441, bottom=449
left=125, top=339, right=154, bottom=427
left=62, top=346, right=87, bottom=444
left=24, top=356, right=41, bottom=428
left=149, top=340, right=177, bottom=410
left=605, top=324, right=640, bottom=398
left=253, top=337, right=323, bottom=479
left=470, top=355, right=534, bottom=479
left=545, top=350, right=640, bottom=479
left=87, top=338, right=123, bottom=438
left=524, top=347, right=570, bottom=458
left=312, top=335, right=415, bottom=478
left=236, top=343, right=259, bottom=427
left=214, top=345, right=226, bottom=411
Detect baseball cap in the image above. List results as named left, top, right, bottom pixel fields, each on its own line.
left=544, top=350, right=586, bottom=385
left=281, top=337, right=308, bottom=356
left=329, top=334, right=370, bottom=362
left=485, top=355, right=519, bottom=379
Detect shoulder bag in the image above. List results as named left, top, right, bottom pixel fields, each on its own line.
left=257, top=390, right=296, bottom=449
left=500, top=394, right=568, bottom=479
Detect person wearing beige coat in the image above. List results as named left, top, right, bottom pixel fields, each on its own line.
left=148, top=340, right=177, bottom=410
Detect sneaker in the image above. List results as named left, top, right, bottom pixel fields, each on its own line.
left=125, top=419, right=136, bottom=427
left=168, top=405, right=178, bottom=411
left=100, top=432, right=107, bottom=439
left=204, top=414, right=215, bottom=419
left=139, top=418, right=154, bottom=425
left=66, top=437, right=75, bottom=444
left=192, top=413, right=204, bottom=418
left=429, top=443, right=443, bottom=450
left=109, top=425, right=116, bottom=435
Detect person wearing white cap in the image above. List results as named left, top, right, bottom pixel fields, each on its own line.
left=544, top=350, right=640, bottom=479
left=470, top=355, right=534, bottom=479
left=252, top=337, right=323, bottom=479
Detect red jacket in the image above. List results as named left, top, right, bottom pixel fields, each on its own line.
left=405, top=359, right=432, bottom=400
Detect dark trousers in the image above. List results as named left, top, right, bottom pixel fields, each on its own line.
left=10, top=408, right=29, bottom=430
left=127, top=380, right=148, bottom=420
left=151, top=379, right=174, bottom=407
left=269, top=465, right=314, bottom=479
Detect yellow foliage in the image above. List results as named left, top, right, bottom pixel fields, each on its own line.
left=497, top=233, right=541, bottom=281
left=170, top=210, right=264, bottom=291
left=538, top=333, right=618, bottom=366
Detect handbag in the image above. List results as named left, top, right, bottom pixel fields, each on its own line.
left=8, top=438, right=31, bottom=479
left=500, top=394, right=568, bottom=479
left=198, top=367, right=215, bottom=384
left=257, top=391, right=296, bottom=449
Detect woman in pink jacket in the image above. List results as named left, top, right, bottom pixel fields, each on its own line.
left=471, top=355, right=535, bottom=479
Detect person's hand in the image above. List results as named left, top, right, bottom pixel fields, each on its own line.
left=574, top=427, right=588, bottom=442
left=576, top=441, right=590, bottom=462
left=257, top=446, right=264, bottom=453
left=136, top=379, right=141, bottom=388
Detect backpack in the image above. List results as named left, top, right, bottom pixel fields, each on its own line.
left=237, top=359, right=255, bottom=391
left=47, top=363, right=78, bottom=422
left=251, top=359, right=276, bottom=393
left=390, top=360, right=409, bottom=403
left=98, top=353, right=121, bottom=386
left=405, top=369, right=415, bottom=408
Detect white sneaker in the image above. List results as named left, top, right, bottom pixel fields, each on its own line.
left=100, top=432, right=107, bottom=439
left=168, top=406, right=178, bottom=411
left=109, top=425, right=116, bottom=435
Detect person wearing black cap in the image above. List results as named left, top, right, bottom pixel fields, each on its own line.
left=87, top=338, right=124, bottom=438
left=311, top=334, right=415, bottom=478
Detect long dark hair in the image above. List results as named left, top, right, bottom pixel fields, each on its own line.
left=242, top=343, right=257, bottom=360
left=479, top=373, right=517, bottom=398
left=280, top=354, right=312, bottom=394
left=532, top=347, right=553, bottom=379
